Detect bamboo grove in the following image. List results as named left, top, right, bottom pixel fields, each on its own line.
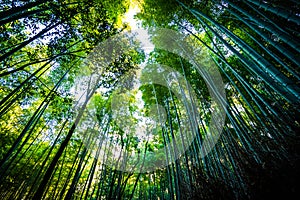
left=0, top=0, right=299, bottom=199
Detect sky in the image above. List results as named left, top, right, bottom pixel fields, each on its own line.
left=120, top=3, right=159, bottom=141
left=122, top=2, right=154, bottom=54
left=72, top=2, right=157, bottom=136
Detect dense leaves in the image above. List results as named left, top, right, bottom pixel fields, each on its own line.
left=0, top=0, right=299, bottom=199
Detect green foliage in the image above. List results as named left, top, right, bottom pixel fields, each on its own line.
left=0, top=0, right=299, bottom=199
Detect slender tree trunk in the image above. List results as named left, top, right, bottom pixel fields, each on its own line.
left=247, top=0, right=300, bottom=25
left=0, top=0, right=47, bottom=20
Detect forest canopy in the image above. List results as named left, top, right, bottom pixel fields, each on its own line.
left=0, top=0, right=299, bottom=199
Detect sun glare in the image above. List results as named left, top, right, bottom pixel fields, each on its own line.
left=122, top=2, right=154, bottom=54
left=123, top=3, right=140, bottom=30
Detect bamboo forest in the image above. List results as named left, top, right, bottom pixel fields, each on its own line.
left=0, top=0, right=299, bottom=199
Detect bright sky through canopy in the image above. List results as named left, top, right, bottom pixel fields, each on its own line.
left=122, top=2, right=154, bottom=54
